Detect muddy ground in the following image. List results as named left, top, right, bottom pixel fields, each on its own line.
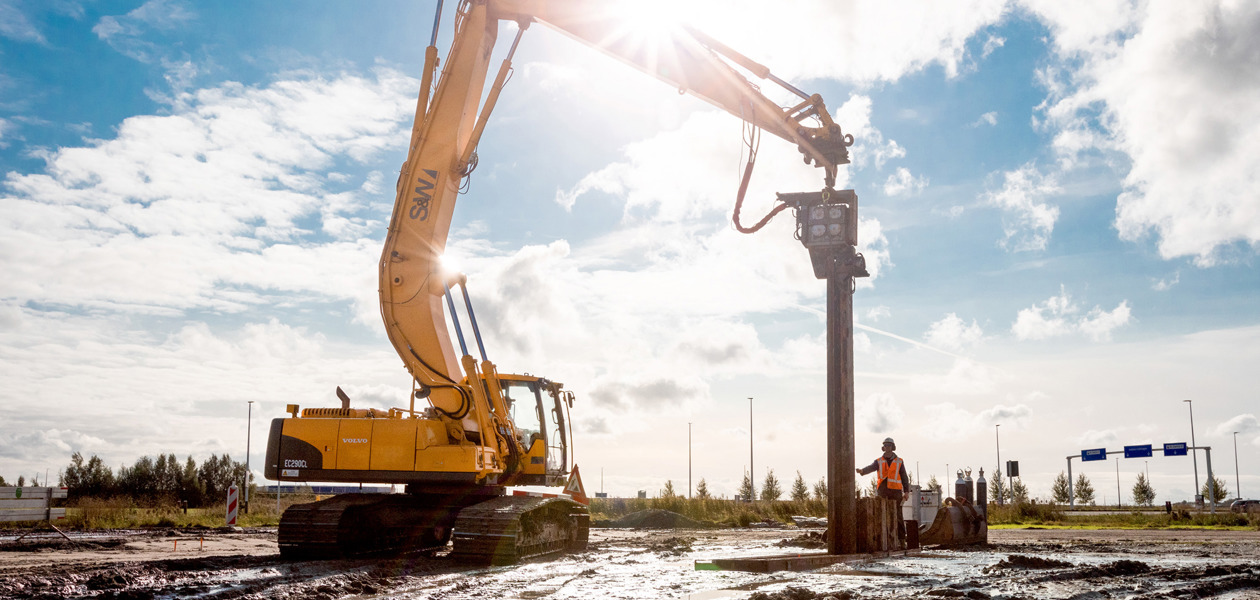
left=0, top=527, right=1257, bottom=599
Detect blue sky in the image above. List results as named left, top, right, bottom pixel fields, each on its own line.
left=2, top=0, right=1258, bottom=504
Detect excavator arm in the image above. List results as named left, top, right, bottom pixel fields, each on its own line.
left=381, top=0, right=852, bottom=437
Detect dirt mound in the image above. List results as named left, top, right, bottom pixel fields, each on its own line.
left=984, top=554, right=1073, bottom=571
left=646, top=536, right=695, bottom=554
left=606, top=509, right=708, bottom=529
left=1098, top=559, right=1151, bottom=576
left=0, top=538, right=127, bottom=552
left=1035, top=559, right=1151, bottom=582
left=776, top=531, right=826, bottom=549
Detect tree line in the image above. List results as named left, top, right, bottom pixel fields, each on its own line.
left=1047, top=470, right=1229, bottom=505
left=55, top=452, right=250, bottom=506
left=649, top=464, right=1232, bottom=506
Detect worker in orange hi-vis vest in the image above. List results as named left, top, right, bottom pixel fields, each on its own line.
left=857, top=437, right=910, bottom=545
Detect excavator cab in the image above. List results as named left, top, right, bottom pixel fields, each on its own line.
left=495, top=375, right=574, bottom=487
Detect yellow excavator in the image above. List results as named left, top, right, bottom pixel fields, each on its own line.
left=264, top=0, right=854, bottom=562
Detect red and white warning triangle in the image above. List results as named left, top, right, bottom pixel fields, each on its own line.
left=563, top=465, right=589, bottom=505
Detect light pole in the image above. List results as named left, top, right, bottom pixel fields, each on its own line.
left=1116, top=457, right=1121, bottom=508
left=245, top=400, right=254, bottom=514
left=995, top=424, right=1002, bottom=505
left=1184, top=399, right=1200, bottom=503
left=688, top=422, right=692, bottom=499
left=1234, top=428, right=1244, bottom=499
left=748, top=397, right=754, bottom=501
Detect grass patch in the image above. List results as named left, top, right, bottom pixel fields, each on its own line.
left=986, top=502, right=1260, bottom=530
left=590, top=496, right=826, bottom=527
left=0, top=495, right=308, bottom=530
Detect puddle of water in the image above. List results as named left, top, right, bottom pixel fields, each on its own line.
left=684, top=591, right=744, bottom=600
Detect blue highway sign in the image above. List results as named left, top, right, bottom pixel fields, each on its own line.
left=1163, top=442, right=1188, bottom=456
left=1124, top=444, right=1153, bottom=458
left=1081, top=448, right=1107, bottom=462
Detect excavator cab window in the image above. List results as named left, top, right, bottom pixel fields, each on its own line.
left=545, top=388, right=570, bottom=477
left=503, top=380, right=544, bottom=452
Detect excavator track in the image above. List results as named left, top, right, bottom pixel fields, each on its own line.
left=449, top=495, right=590, bottom=564
left=278, top=493, right=463, bottom=559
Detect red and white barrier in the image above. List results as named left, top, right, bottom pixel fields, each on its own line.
left=226, top=484, right=239, bottom=526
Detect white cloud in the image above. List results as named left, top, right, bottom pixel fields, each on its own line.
left=0, top=306, right=410, bottom=473
left=0, top=429, right=107, bottom=461
left=1152, top=272, right=1180, bottom=291
left=1012, top=286, right=1132, bottom=342
left=866, top=306, right=892, bottom=322
left=1078, top=301, right=1132, bottom=342
left=883, top=167, right=929, bottom=196
left=1012, top=286, right=1076, bottom=340
left=681, top=0, right=1007, bottom=84
left=0, top=1, right=45, bottom=43
left=911, top=357, right=1003, bottom=395
left=1077, top=429, right=1120, bottom=447
left=858, top=392, right=904, bottom=434
left=984, top=163, right=1061, bottom=251
left=1025, top=0, right=1260, bottom=265
left=981, top=36, right=1006, bottom=59
left=1212, top=414, right=1259, bottom=437
left=979, top=402, right=1034, bottom=429
left=93, top=0, right=195, bottom=63
left=917, top=401, right=1032, bottom=441
left=970, top=111, right=999, bottom=127
left=0, top=68, right=416, bottom=320
left=925, top=313, right=984, bottom=351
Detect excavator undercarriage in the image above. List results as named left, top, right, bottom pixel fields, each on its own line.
left=277, top=489, right=588, bottom=563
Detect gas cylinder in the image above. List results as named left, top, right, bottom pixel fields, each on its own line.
left=976, top=468, right=987, bottom=515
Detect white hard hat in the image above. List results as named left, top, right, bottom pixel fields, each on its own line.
left=883, top=437, right=896, bottom=448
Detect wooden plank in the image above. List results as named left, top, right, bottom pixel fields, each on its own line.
left=0, top=508, right=65, bottom=522
left=0, top=499, right=51, bottom=510
left=0, top=487, right=67, bottom=500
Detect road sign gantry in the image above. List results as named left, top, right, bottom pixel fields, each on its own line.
left=1065, top=443, right=1215, bottom=513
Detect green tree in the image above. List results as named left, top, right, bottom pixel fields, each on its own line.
left=1132, top=472, right=1156, bottom=506
left=760, top=469, right=782, bottom=501
left=179, top=456, right=205, bottom=506
left=990, top=468, right=1004, bottom=504
left=1201, top=475, right=1229, bottom=504
left=0, top=475, right=6, bottom=486
left=1074, top=473, right=1095, bottom=505
left=738, top=472, right=754, bottom=501
left=62, top=452, right=87, bottom=494
left=198, top=454, right=247, bottom=503
left=16, top=475, right=25, bottom=487
left=661, top=480, right=677, bottom=498
left=1010, top=479, right=1029, bottom=503
left=812, top=477, right=827, bottom=500
left=790, top=471, right=810, bottom=502
left=1051, top=471, right=1071, bottom=503
left=925, top=475, right=942, bottom=495
left=694, top=478, right=710, bottom=499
